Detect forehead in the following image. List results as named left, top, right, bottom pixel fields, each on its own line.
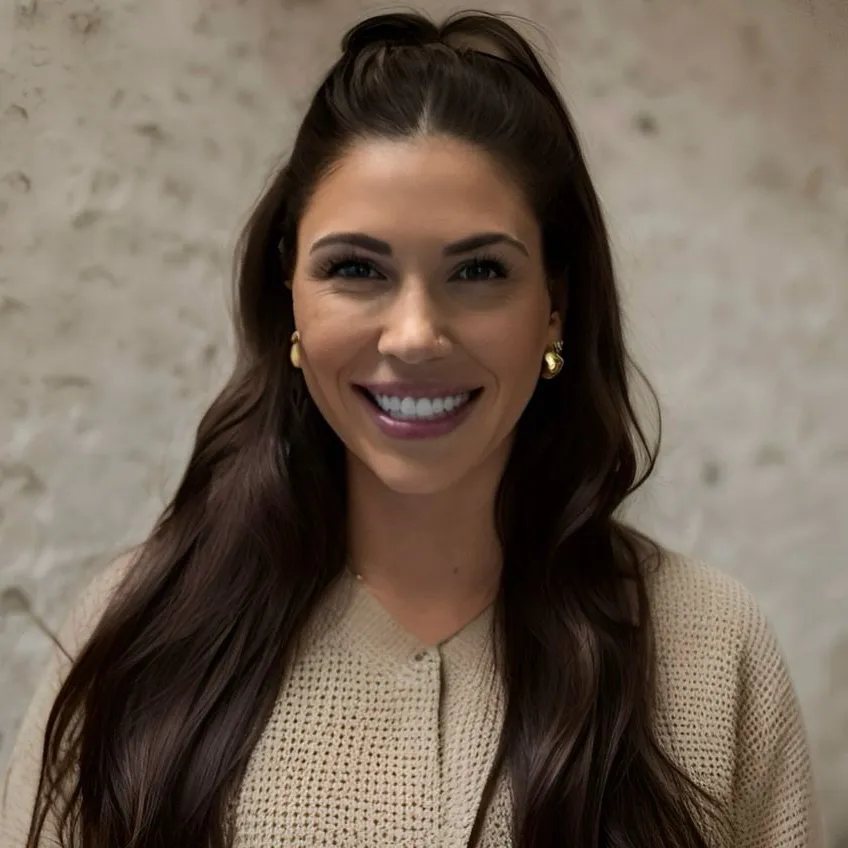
left=298, top=136, right=538, bottom=247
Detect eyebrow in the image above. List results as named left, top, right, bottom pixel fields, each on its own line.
left=308, top=231, right=529, bottom=257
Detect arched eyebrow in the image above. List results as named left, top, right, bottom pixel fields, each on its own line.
left=310, top=233, right=390, bottom=255
left=443, top=232, right=528, bottom=257
left=309, top=231, right=529, bottom=257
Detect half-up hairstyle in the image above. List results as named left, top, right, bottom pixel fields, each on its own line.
left=27, top=10, right=723, bottom=848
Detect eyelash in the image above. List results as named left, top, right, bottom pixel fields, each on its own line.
left=314, top=252, right=378, bottom=280
left=314, top=251, right=513, bottom=282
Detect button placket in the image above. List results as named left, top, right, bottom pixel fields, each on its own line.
left=405, top=647, right=442, bottom=685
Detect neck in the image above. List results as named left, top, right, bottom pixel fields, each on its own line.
left=346, top=455, right=504, bottom=615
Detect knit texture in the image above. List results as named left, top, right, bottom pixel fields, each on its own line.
left=0, top=554, right=824, bottom=847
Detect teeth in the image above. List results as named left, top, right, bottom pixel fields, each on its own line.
left=372, top=392, right=472, bottom=420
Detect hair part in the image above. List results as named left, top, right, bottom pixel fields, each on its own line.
left=29, top=9, right=724, bottom=848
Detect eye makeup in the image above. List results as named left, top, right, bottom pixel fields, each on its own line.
left=313, top=252, right=383, bottom=281
left=310, top=250, right=515, bottom=284
left=450, top=252, right=513, bottom=282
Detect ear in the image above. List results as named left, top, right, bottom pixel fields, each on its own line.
left=547, top=274, right=567, bottom=332
left=284, top=278, right=293, bottom=291
left=547, top=309, right=563, bottom=345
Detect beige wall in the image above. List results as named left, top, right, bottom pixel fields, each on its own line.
left=1, top=0, right=846, bottom=840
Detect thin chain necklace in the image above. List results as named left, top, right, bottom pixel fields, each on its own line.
left=345, top=561, right=365, bottom=583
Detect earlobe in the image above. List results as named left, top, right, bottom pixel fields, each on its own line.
left=549, top=309, right=563, bottom=340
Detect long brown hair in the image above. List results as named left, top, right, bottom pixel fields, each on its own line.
left=28, top=10, right=723, bottom=847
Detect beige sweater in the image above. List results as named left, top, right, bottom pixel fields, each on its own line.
left=0, top=554, right=823, bottom=847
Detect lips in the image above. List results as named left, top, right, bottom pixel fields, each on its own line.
left=354, top=383, right=483, bottom=437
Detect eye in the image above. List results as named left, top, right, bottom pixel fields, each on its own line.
left=316, top=255, right=382, bottom=280
left=335, top=260, right=380, bottom=279
left=454, top=257, right=511, bottom=282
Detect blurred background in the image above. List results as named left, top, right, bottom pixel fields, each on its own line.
left=1, top=0, right=846, bottom=841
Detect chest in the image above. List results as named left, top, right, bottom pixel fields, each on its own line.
left=233, top=642, right=512, bottom=847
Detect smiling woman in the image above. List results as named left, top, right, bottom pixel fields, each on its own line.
left=0, top=8, right=822, bottom=848
left=290, top=136, right=559, bottom=495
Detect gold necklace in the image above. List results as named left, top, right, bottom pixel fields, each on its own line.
left=345, top=563, right=364, bottom=583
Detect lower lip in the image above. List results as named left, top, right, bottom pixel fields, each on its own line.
left=356, top=390, right=479, bottom=440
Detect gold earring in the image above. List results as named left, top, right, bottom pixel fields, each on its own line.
left=541, top=340, right=563, bottom=379
left=290, top=331, right=302, bottom=369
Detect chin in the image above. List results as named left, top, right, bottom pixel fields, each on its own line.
left=356, top=451, right=475, bottom=497
left=374, top=465, right=469, bottom=497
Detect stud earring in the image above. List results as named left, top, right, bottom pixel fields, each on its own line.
left=290, top=331, right=302, bottom=369
left=541, top=340, right=564, bottom=379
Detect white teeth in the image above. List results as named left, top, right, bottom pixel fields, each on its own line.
left=372, top=392, right=472, bottom=420
left=400, top=397, right=416, bottom=416
left=415, top=398, right=433, bottom=417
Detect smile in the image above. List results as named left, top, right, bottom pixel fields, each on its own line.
left=354, top=384, right=484, bottom=440
left=368, top=390, right=473, bottom=421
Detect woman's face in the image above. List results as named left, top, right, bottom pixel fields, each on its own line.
left=290, top=136, right=561, bottom=496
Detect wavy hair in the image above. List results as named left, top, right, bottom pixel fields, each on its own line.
left=28, top=10, right=722, bottom=847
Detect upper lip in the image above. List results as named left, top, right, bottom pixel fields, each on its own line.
left=357, top=382, right=481, bottom=399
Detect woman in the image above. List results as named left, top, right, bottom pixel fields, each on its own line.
left=0, top=10, right=821, bottom=848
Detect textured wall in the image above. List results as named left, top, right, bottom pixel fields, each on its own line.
left=1, top=0, right=846, bottom=840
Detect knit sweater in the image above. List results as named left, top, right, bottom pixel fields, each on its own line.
left=0, top=553, right=823, bottom=847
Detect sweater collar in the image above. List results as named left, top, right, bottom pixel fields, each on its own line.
left=314, top=572, right=497, bottom=672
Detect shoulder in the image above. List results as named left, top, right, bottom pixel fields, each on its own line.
left=643, top=550, right=799, bottom=709
left=0, top=549, right=141, bottom=847
left=643, top=549, right=787, bottom=725
left=54, top=547, right=141, bottom=658
left=643, top=551, right=822, bottom=845
left=644, top=550, right=770, bottom=658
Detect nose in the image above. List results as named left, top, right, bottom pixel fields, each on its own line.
left=376, top=281, right=450, bottom=365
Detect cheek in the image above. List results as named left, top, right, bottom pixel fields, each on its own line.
left=489, top=341, right=545, bottom=402
left=295, top=322, right=359, bottom=436
left=468, top=300, right=550, bottom=384
left=303, top=323, right=354, bottom=371
left=293, top=288, right=361, bottom=376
